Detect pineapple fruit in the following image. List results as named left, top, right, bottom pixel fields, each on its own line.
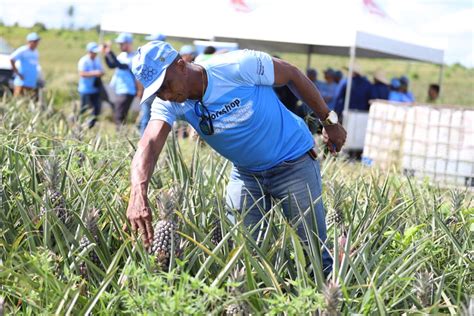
left=150, top=186, right=182, bottom=270
left=210, top=219, right=223, bottom=246
left=327, top=208, right=343, bottom=227
left=79, top=208, right=101, bottom=279
left=225, top=268, right=249, bottom=316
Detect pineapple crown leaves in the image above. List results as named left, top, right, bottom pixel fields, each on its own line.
left=322, top=281, right=342, bottom=314
left=226, top=267, right=246, bottom=292
left=43, top=156, right=61, bottom=189
left=156, top=184, right=183, bottom=220
left=83, top=208, right=100, bottom=230
left=414, top=271, right=434, bottom=305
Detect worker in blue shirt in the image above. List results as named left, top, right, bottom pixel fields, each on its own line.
left=389, top=78, right=412, bottom=103
left=103, top=33, right=142, bottom=128
left=10, top=32, right=41, bottom=97
left=400, top=76, right=415, bottom=102
left=126, top=42, right=347, bottom=276
left=369, top=69, right=390, bottom=100
left=77, top=42, right=104, bottom=128
left=334, top=64, right=372, bottom=119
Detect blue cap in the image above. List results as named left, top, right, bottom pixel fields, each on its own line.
left=26, top=32, right=40, bottom=42
left=324, top=67, right=335, bottom=76
left=145, top=33, right=166, bottom=41
left=399, top=75, right=409, bottom=85
left=334, top=70, right=343, bottom=80
left=132, top=41, right=179, bottom=104
left=179, top=45, right=195, bottom=55
left=86, top=42, right=100, bottom=53
left=391, top=78, right=401, bottom=89
left=306, top=68, right=317, bottom=77
left=115, top=32, right=133, bottom=44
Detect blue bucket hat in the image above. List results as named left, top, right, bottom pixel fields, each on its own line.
left=391, top=78, right=401, bottom=89
left=399, top=75, right=409, bottom=85
left=145, top=33, right=166, bottom=41
left=86, top=42, right=100, bottom=53
left=115, top=32, right=133, bottom=44
left=26, top=32, right=40, bottom=42
left=132, top=41, right=179, bottom=104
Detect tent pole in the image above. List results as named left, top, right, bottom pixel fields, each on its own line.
left=306, top=45, right=312, bottom=70
left=343, top=45, right=356, bottom=127
left=99, top=28, right=104, bottom=44
left=438, top=63, right=444, bottom=97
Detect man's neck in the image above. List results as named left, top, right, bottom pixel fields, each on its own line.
left=187, top=64, right=207, bottom=101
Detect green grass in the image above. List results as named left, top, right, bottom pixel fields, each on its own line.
left=1, top=26, right=473, bottom=106
left=0, top=96, right=472, bottom=314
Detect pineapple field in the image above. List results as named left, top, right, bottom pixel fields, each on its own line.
left=0, top=96, right=473, bottom=315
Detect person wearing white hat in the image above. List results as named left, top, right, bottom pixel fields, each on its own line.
left=103, top=33, right=142, bottom=127
left=126, top=41, right=347, bottom=277
left=77, top=42, right=104, bottom=128
left=369, top=69, right=390, bottom=101
left=9, top=32, right=41, bottom=97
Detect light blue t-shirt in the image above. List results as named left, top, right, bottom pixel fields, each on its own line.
left=110, top=51, right=137, bottom=95
left=389, top=91, right=412, bottom=103
left=10, top=45, right=39, bottom=88
left=150, top=50, right=314, bottom=171
left=77, top=54, right=103, bottom=94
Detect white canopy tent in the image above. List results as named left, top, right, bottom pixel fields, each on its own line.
left=101, top=0, right=445, bottom=142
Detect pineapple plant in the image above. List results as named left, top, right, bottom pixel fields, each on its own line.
left=39, top=158, right=69, bottom=224
left=225, top=268, right=249, bottom=316
left=414, top=271, right=433, bottom=308
left=78, top=208, right=101, bottom=279
left=327, top=181, right=347, bottom=228
left=322, top=281, right=342, bottom=316
left=445, top=189, right=466, bottom=225
left=150, top=186, right=182, bottom=270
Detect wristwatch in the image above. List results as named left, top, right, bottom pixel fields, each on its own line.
left=320, top=111, right=338, bottom=127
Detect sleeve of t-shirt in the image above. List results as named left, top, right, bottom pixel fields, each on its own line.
left=238, top=50, right=275, bottom=86
left=10, top=46, right=26, bottom=61
left=77, top=58, right=87, bottom=72
left=150, top=98, right=177, bottom=126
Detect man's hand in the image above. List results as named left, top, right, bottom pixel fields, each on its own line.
left=126, top=191, right=154, bottom=247
left=323, top=123, right=347, bottom=153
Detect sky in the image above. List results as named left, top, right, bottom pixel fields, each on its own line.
left=0, top=0, right=472, bottom=67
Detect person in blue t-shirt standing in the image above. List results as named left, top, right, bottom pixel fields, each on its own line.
left=399, top=76, right=415, bottom=102
left=369, top=69, right=390, bottom=101
left=333, top=64, right=372, bottom=120
left=103, top=33, right=142, bottom=128
left=77, top=42, right=104, bottom=128
left=9, top=32, right=41, bottom=97
left=389, top=78, right=412, bottom=103
left=125, top=42, right=347, bottom=276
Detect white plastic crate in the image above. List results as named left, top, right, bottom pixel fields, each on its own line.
left=362, top=101, right=474, bottom=188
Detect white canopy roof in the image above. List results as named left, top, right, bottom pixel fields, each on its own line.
left=100, top=0, right=444, bottom=64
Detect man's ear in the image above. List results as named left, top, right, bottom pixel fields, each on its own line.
left=175, top=58, right=187, bottom=74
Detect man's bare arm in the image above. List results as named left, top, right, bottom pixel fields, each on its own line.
left=272, top=57, right=346, bottom=152
left=10, top=59, right=23, bottom=80
left=127, top=119, right=171, bottom=246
